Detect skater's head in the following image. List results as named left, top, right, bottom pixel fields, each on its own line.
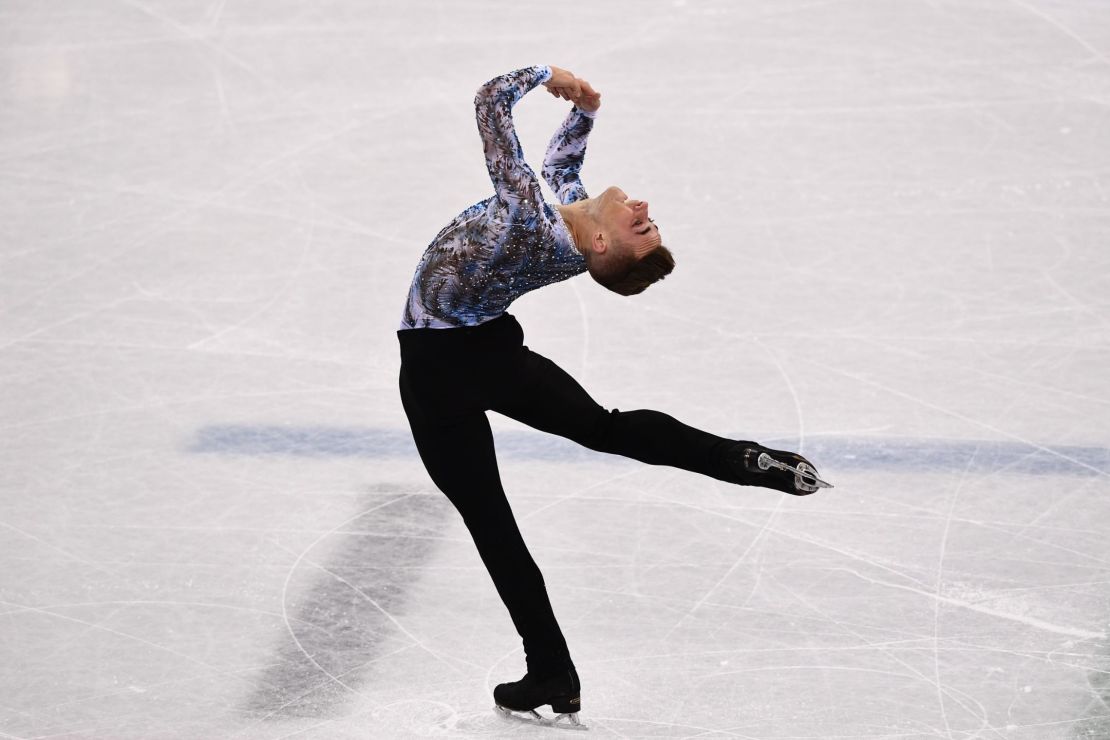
left=582, top=186, right=674, bottom=296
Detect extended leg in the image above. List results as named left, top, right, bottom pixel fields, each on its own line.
left=493, top=349, right=740, bottom=482
left=493, top=348, right=824, bottom=494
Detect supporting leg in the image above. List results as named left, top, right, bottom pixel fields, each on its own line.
left=400, top=371, right=573, bottom=675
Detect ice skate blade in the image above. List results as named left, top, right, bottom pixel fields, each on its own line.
left=494, top=704, right=589, bottom=731
left=756, top=453, right=834, bottom=491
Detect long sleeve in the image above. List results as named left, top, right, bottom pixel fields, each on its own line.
left=542, top=107, right=596, bottom=205
left=474, top=66, right=552, bottom=207
left=401, top=66, right=587, bottom=330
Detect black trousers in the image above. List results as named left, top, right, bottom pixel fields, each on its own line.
left=398, top=313, right=740, bottom=676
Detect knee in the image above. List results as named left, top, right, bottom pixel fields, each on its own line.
left=583, top=408, right=621, bottom=452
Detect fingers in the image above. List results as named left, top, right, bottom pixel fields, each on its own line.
left=573, top=80, right=601, bottom=112
left=546, top=84, right=581, bottom=101
left=544, top=72, right=601, bottom=111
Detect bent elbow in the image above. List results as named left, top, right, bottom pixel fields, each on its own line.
left=473, top=76, right=504, bottom=110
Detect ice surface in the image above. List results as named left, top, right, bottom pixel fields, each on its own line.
left=2, top=0, right=1109, bottom=737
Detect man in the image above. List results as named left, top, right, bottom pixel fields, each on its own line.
left=397, top=65, right=829, bottom=728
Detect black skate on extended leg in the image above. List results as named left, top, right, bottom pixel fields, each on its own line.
left=493, top=667, right=586, bottom=730
left=727, top=443, right=832, bottom=495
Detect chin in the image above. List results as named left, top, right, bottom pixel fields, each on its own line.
left=602, top=185, right=622, bottom=202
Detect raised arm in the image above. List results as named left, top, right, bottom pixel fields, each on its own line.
left=542, top=107, right=596, bottom=205
left=474, top=66, right=553, bottom=207
left=542, top=75, right=600, bottom=204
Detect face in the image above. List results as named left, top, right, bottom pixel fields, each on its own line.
left=596, top=186, right=661, bottom=258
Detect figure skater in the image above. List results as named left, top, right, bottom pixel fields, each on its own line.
left=397, top=65, right=830, bottom=729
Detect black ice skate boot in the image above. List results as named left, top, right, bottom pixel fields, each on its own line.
left=726, top=442, right=831, bottom=495
left=494, top=666, right=585, bottom=730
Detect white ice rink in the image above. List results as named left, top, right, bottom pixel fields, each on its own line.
left=3, top=0, right=1110, bottom=737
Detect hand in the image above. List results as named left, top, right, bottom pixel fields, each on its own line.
left=574, top=78, right=601, bottom=112
left=544, top=66, right=581, bottom=103
left=543, top=67, right=601, bottom=112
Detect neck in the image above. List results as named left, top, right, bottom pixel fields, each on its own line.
left=555, top=200, right=597, bottom=257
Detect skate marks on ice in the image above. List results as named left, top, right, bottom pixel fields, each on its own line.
left=191, top=424, right=1110, bottom=477
left=239, top=486, right=453, bottom=722
left=1072, top=643, right=1110, bottom=740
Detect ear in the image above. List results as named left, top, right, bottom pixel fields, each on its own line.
left=591, top=231, right=608, bottom=255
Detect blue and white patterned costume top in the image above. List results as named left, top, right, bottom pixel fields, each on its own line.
left=400, top=66, right=596, bottom=329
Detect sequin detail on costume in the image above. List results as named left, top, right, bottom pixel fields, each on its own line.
left=400, top=66, right=595, bottom=329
